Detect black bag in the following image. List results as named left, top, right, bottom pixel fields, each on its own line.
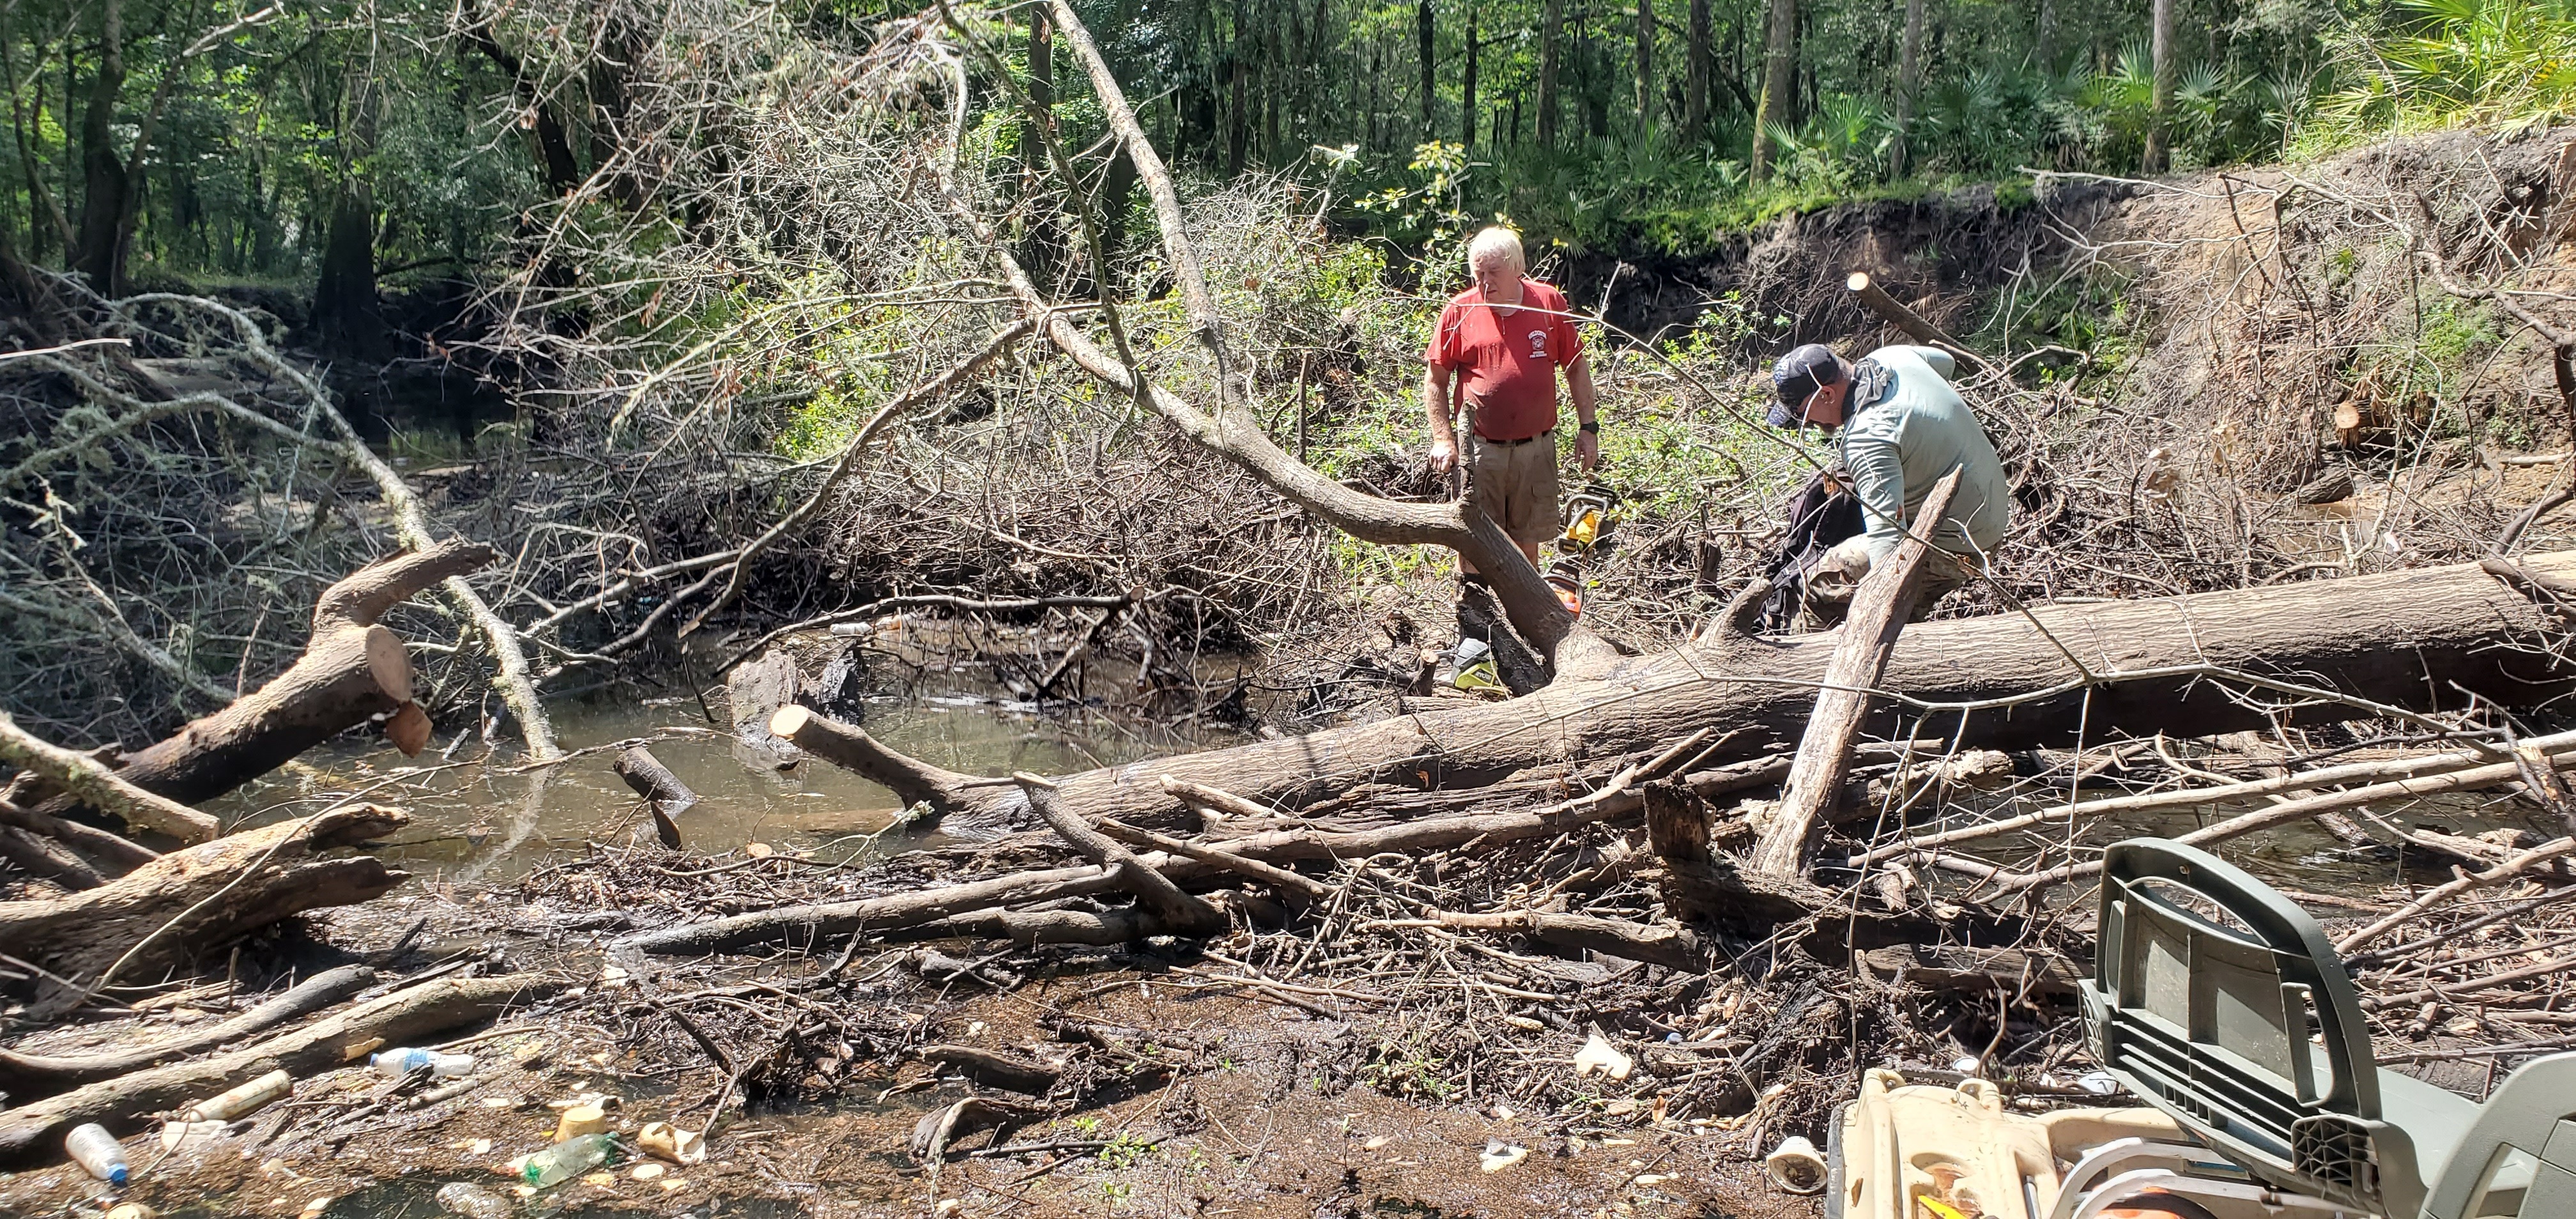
left=1759, top=468, right=1864, bottom=632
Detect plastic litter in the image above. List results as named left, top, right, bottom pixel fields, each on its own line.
left=183, top=1069, right=290, bottom=1122
left=1478, top=1140, right=1528, bottom=1172
left=553, top=1104, right=610, bottom=1142
left=371, top=1048, right=473, bottom=1078
left=503, top=1132, right=617, bottom=1188
left=636, top=1122, right=707, bottom=1165
left=1570, top=1032, right=1633, bottom=1081
left=434, top=1181, right=510, bottom=1219
left=65, top=1123, right=128, bottom=1186
left=1763, top=1134, right=1825, bottom=1193
left=158, top=1120, right=231, bottom=1154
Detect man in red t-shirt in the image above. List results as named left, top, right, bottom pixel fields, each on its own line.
left=1424, top=227, right=1600, bottom=574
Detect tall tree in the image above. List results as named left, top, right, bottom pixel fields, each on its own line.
left=1460, top=10, right=1478, bottom=147
left=1634, top=0, right=1655, bottom=126
left=1751, top=0, right=1795, bottom=181
left=71, top=0, right=128, bottom=292
left=1890, top=0, right=1925, bottom=176
left=1023, top=6, right=1053, bottom=181
left=1416, top=0, right=1434, bottom=141
left=1685, top=0, right=1710, bottom=139
left=2143, top=0, right=2172, bottom=171
left=2034, top=0, right=2056, bottom=72
left=1537, top=0, right=1563, bottom=146
left=314, top=25, right=383, bottom=353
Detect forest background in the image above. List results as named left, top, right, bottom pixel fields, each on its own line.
left=1, top=0, right=2569, bottom=749
left=9, top=0, right=2542, bottom=303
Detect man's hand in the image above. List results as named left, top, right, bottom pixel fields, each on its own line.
left=1574, top=427, right=1598, bottom=471
left=1428, top=434, right=1459, bottom=474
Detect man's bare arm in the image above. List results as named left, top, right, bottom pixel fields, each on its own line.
left=1424, top=364, right=1460, bottom=471
left=1566, top=351, right=1598, bottom=427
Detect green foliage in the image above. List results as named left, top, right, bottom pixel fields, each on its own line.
left=2313, top=0, right=2576, bottom=146
left=1360, top=1041, right=1453, bottom=1100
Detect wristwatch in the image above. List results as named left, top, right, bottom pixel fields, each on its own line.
left=1577, top=420, right=1599, bottom=433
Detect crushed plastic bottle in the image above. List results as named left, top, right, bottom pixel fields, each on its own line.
left=509, top=1133, right=616, bottom=1188
left=65, top=1123, right=128, bottom=1186
left=370, top=1048, right=473, bottom=1078
left=434, top=1181, right=511, bottom=1218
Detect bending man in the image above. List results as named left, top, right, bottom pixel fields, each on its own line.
left=1767, top=341, right=2009, bottom=625
left=1424, top=227, right=1600, bottom=576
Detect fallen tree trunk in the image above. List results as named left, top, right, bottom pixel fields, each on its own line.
left=0, top=714, right=218, bottom=843
left=1751, top=470, right=1958, bottom=875
left=612, top=863, right=1129, bottom=958
left=33, top=541, right=492, bottom=829
left=0, top=804, right=410, bottom=1008
left=808, top=552, right=2576, bottom=836
left=0, top=972, right=558, bottom=1169
left=0, top=964, right=376, bottom=1100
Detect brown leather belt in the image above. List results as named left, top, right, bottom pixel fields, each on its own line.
left=1474, top=432, right=1549, bottom=447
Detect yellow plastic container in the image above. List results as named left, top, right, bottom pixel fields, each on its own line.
left=1834, top=1070, right=2181, bottom=1219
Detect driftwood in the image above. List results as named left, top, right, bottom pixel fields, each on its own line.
left=0, top=820, right=105, bottom=889
left=0, top=797, right=157, bottom=871
left=1751, top=469, right=1960, bottom=875
left=30, top=541, right=490, bottom=838
left=0, top=972, right=558, bottom=1169
left=0, top=964, right=376, bottom=1100
left=769, top=704, right=969, bottom=809
left=0, top=714, right=218, bottom=844
left=615, top=746, right=698, bottom=849
left=795, top=551, right=2576, bottom=838
left=613, top=864, right=1128, bottom=958
left=1845, top=272, right=1994, bottom=374
left=620, top=756, right=1793, bottom=961
left=0, top=804, right=409, bottom=1007
left=922, top=1044, right=1062, bottom=1094
left=1016, top=773, right=1223, bottom=937
left=1096, top=816, right=1331, bottom=900
left=1858, top=945, right=2084, bottom=997
left=1422, top=911, right=1709, bottom=971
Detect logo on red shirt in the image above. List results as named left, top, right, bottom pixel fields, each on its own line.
left=1527, top=330, right=1548, bottom=358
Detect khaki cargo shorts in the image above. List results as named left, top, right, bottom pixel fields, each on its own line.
left=1467, top=432, right=1561, bottom=546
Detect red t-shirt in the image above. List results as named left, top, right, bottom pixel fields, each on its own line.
left=1425, top=279, right=1584, bottom=441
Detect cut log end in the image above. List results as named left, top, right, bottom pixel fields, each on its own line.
left=385, top=703, right=431, bottom=757
left=767, top=703, right=813, bottom=740
left=363, top=624, right=415, bottom=706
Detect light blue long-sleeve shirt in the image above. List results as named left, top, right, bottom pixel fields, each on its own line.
left=1834, top=346, right=2010, bottom=566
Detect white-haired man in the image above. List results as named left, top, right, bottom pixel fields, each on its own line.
left=1424, top=227, right=1600, bottom=575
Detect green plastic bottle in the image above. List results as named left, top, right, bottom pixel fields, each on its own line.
left=513, top=1133, right=617, bottom=1188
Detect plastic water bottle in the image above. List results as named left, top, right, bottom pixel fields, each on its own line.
left=371, top=1048, right=473, bottom=1078
left=65, top=1123, right=128, bottom=1185
left=435, top=1181, right=512, bottom=1218
left=512, top=1133, right=615, bottom=1187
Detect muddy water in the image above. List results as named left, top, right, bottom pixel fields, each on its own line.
left=203, top=671, right=1241, bottom=882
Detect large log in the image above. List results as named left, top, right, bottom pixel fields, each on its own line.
left=806, top=552, right=2576, bottom=836
left=0, top=804, right=409, bottom=1009
left=0, top=964, right=377, bottom=1100
left=34, top=541, right=492, bottom=826
left=0, top=972, right=558, bottom=1169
